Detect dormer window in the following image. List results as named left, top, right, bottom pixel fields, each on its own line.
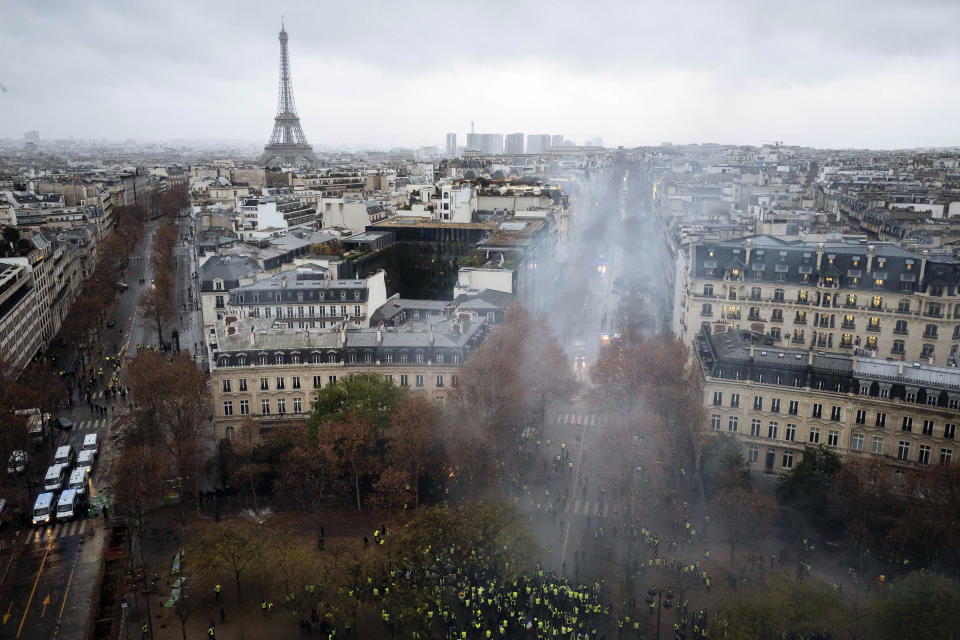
left=214, top=279, right=224, bottom=291
left=905, top=260, right=914, bottom=270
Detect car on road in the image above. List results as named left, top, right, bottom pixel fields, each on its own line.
left=55, top=444, right=76, bottom=467
left=32, top=492, right=55, bottom=526
left=44, top=464, right=68, bottom=492
left=56, top=416, right=74, bottom=430
left=6, top=450, right=28, bottom=476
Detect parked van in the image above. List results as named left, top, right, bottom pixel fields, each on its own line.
left=56, top=489, right=79, bottom=521
left=32, top=492, right=55, bottom=526
left=77, top=449, right=96, bottom=470
left=68, top=467, right=89, bottom=496
left=54, top=444, right=76, bottom=467
left=44, top=464, right=67, bottom=491
left=81, top=433, right=99, bottom=458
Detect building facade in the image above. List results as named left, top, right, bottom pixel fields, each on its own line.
left=675, top=236, right=960, bottom=365
left=446, top=133, right=457, bottom=158
left=209, top=315, right=489, bottom=439
left=505, top=133, right=524, bottom=155
left=697, top=328, right=959, bottom=477
left=0, top=259, right=42, bottom=370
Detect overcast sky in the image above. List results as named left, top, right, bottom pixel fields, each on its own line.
left=2, top=0, right=959, bottom=150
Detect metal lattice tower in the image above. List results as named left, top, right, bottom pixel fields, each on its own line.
left=260, top=22, right=316, bottom=167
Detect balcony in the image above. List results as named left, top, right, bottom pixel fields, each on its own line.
left=866, top=325, right=881, bottom=333
left=923, top=331, right=939, bottom=340
left=794, top=317, right=807, bottom=325
left=923, top=311, right=944, bottom=319
left=748, top=313, right=763, bottom=322
left=894, top=327, right=909, bottom=335
left=841, top=321, right=856, bottom=330
left=891, top=347, right=905, bottom=356
left=770, top=315, right=783, bottom=323
left=839, top=342, right=854, bottom=349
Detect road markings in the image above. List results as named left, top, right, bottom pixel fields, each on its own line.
left=3, top=601, right=11, bottom=624
left=17, top=538, right=53, bottom=637
left=40, top=595, right=49, bottom=617
left=52, top=550, right=80, bottom=639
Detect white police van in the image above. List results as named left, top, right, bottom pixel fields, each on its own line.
left=32, top=492, right=55, bottom=526
left=56, top=488, right=80, bottom=521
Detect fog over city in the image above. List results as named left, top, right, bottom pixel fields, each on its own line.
left=2, top=0, right=960, bottom=148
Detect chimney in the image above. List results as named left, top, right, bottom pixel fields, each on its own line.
left=898, top=359, right=904, bottom=375
left=429, top=327, right=435, bottom=345
left=919, top=249, right=928, bottom=283
left=866, top=245, right=875, bottom=272
left=852, top=351, right=858, bottom=369
left=744, top=238, right=752, bottom=264
left=808, top=345, right=814, bottom=366
left=249, top=326, right=256, bottom=345
left=815, top=243, right=824, bottom=271
left=749, top=341, right=755, bottom=359
left=377, top=323, right=383, bottom=343
left=281, top=275, right=287, bottom=288
left=340, top=326, right=347, bottom=345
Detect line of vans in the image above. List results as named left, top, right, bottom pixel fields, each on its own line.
left=31, top=429, right=100, bottom=526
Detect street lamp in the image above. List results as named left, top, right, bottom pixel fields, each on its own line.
left=645, top=585, right=674, bottom=640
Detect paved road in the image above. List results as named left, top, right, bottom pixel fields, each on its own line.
left=0, top=222, right=158, bottom=640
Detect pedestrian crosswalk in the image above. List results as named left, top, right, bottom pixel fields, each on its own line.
left=75, top=418, right=109, bottom=431
left=26, top=519, right=90, bottom=544
left=566, top=499, right=602, bottom=517
left=551, top=413, right=606, bottom=426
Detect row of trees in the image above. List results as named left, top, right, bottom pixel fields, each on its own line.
left=140, top=218, right=178, bottom=345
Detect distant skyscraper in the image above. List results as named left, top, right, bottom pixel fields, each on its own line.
left=505, top=133, right=524, bottom=154
left=551, top=135, right=563, bottom=148
left=527, top=134, right=550, bottom=154
left=481, top=134, right=503, bottom=155
left=466, top=133, right=482, bottom=152
left=446, top=133, right=457, bottom=157
left=260, top=22, right=316, bottom=167
left=586, top=137, right=604, bottom=147
left=23, top=130, right=39, bottom=143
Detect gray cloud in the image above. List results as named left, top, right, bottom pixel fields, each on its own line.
left=1, top=0, right=958, bottom=148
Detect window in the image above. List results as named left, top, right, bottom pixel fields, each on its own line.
left=898, top=299, right=910, bottom=313
left=773, top=288, right=785, bottom=302
left=222, top=379, right=231, bottom=392
left=750, top=287, right=762, bottom=300
left=276, top=377, right=285, bottom=390
left=385, top=353, right=393, bottom=364
left=875, top=412, right=886, bottom=428
left=892, top=339, right=905, bottom=354
left=416, top=353, right=424, bottom=364
left=809, top=426, right=821, bottom=444
left=750, top=419, right=762, bottom=437
left=770, top=398, right=780, bottom=413
left=945, top=423, right=956, bottom=439
left=400, top=353, right=408, bottom=364
left=941, top=448, right=953, bottom=465
left=830, top=406, right=841, bottom=421
left=354, top=305, right=362, bottom=317
left=918, top=444, right=931, bottom=465
left=436, top=354, right=445, bottom=365
left=730, top=393, right=740, bottom=408
left=293, top=397, right=302, bottom=414
left=812, top=403, right=823, bottom=419
left=901, top=417, right=913, bottom=432
left=785, top=424, right=796, bottom=441
left=260, top=377, right=269, bottom=391
left=828, top=430, right=839, bottom=446
left=712, top=391, right=723, bottom=406
left=701, top=303, right=713, bottom=316
left=215, top=295, right=225, bottom=309
left=415, top=375, right=424, bottom=388
left=872, top=436, right=884, bottom=454
left=223, top=401, right=233, bottom=416
left=276, top=306, right=282, bottom=318
left=451, top=375, right=459, bottom=388
left=772, top=309, right=783, bottom=322
left=259, top=355, right=268, bottom=365
left=782, top=452, right=794, bottom=469
left=788, top=400, right=799, bottom=416
left=312, top=376, right=322, bottom=389
left=261, top=399, right=271, bottom=415
left=277, top=398, right=286, bottom=414
left=239, top=400, right=249, bottom=415
left=922, top=344, right=935, bottom=359
left=923, top=420, right=934, bottom=436
left=292, top=376, right=301, bottom=389
left=924, top=324, right=938, bottom=339
left=728, top=416, right=739, bottom=432
left=852, top=434, right=864, bottom=451
left=753, top=396, right=763, bottom=411
left=711, top=414, right=721, bottom=430
left=748, top=445, right=759, bottom=463
left=855, top=409, right=866, bottom=424
left=237, top=377, right=247, bottom=391
left=897, top=441, right=910, bottom=461
left=436, top=375, right=444, bottom=388
left=894, top=319, right=908, bottom=334
left=703, top=284, right=714, bottom=296
left=328, top=375, right=337, bottom=384
left=768, top=421, right=779, bottom=439
left=400, top=375, right=409, bottom=387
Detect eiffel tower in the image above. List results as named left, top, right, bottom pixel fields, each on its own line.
left=260, top=22, right=317, bottom=167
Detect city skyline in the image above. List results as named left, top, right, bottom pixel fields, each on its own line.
left=1, top=0, right=959, bottom=149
